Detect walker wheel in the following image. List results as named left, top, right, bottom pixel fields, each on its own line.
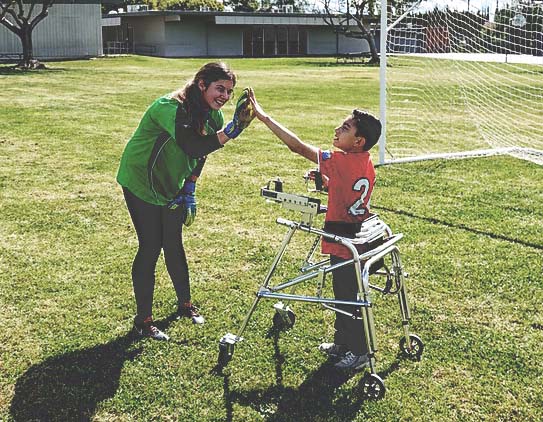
left=218, top=342, right=234, bottom=367
left=399, top=334, right=424, bottom=360
left=272, top=309, right=296, bottom=329
left=361, top=373, right=386, bottom=400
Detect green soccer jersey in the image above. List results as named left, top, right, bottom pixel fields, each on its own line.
left=117, top=95, right=224, bottom=205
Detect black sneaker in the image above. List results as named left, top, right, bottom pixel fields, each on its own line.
left=334, top=351, right=370, bottom=370
left=178, top=302, right=205, bottom=324
left=133, top=316, right=169, bottom=341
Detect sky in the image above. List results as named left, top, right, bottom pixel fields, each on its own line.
left=417, top=0, right=513, bottom=13
left=312, top=0, right=518, bottom=14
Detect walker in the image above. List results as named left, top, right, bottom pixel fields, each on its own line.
left=217, top=173, right=423, bottom=399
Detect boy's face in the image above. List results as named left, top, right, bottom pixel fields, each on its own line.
left=333, top=117, right=364, bottom=152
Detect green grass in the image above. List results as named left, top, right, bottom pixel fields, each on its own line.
left=1, top=56, right=542, bottom=421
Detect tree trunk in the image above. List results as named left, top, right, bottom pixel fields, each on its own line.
left=366, top=33, right=380, bottom=63
left=20, top=23, right=33, bottom=68
left=16, top=23, right=45, bottom=69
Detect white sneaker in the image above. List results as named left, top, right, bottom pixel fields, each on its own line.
left=334, top=351, right=370, bottom=370
left=133, top=317, right=170, bottom=341
left=178, top=302, right=205, bottom=325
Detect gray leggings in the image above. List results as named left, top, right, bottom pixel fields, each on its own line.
left=123, top=187, right=191, bottom=323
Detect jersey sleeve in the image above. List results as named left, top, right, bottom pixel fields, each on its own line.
left=187, top=110, right=223, bottom=179
left=318, top=149, right=334, bottom=177
left=147, top=97, right=223, bottom=159
left=174, top=105, right=223, bottom=159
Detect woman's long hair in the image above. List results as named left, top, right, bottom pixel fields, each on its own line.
left=172, top=62, right=236, bottom=134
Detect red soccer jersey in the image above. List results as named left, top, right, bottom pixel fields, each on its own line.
left=319, top=149, right=376, bottom=259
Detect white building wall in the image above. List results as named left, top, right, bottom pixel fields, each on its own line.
left=164, top=20, right=207, bottom=56
left=207, top=26, right=242, bottom=56
left=307, top=27, right=337, bottom=55
left=338, top=34, right=370, bottom=53
left=307, top=26, right=371, bottom=55
left=125, top=16, right=166, bottom=55
left=0, top=3, right=102, bottom=59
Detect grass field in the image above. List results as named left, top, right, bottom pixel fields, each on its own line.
left=1, top=56, right=542, bottom=421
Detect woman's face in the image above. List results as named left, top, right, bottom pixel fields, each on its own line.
left=199, top=79, right=234, bottom=110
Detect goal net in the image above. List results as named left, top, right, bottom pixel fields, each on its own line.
left=382, top=0, right=543, bottom=166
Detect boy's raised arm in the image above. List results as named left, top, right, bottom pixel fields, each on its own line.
left=249, top=89, right=319, bottom=164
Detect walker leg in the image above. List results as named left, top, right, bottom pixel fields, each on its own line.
left=217, top=295, right=261, bottom=367
left=218, top=226, right=298, bottom=366
left=357, top=266, right=379, bottom=365
left=237, top=295, right=263, bottom=337
left=391, top=250, right=424, bottom=360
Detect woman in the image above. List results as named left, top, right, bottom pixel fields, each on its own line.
left=117, top=62, right=253, bottom=340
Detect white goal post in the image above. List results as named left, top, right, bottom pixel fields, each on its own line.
left=378, top=0, right=543, bottom=166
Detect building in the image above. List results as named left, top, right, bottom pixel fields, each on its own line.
left=102, top=10, right=375, bottom=58
left=1, top=2, right=376, bottom=61
left=0, top=0, right=102, bottom=60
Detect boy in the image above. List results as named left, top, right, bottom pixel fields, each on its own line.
left=248, top=89, right=382, bottom=370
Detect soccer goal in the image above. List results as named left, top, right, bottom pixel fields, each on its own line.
left=378, top=0, right=543, bottom=166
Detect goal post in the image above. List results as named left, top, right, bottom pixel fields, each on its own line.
left=378, top=0, right=543, bottom=166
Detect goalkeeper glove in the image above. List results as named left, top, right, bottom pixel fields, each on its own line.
left=224, top=88, right=256, bottom=139
left=167, top=181, right=197, bottom=227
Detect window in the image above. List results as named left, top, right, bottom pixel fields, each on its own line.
left=264, top=27, right=276, bottom=56
left=243, top=26, right=307, bottom=57
left=277, top=27, right=288, bottom=55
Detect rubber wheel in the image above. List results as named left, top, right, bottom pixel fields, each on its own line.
left=218, top=342, right=234, bottom=366
left=273, top=309, right=296, bottom=329
left=399, top=334, right=424, bottom=360
left=361, top=373, right=386, bottom=400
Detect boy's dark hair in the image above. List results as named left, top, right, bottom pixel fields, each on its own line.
left=352, top=109, right=382, bottom=151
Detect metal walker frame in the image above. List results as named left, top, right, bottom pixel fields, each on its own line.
left=218, top=177, right=423, bottom=399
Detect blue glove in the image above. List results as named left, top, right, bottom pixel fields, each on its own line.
left=167, top=181, right=197, bottom=227
left=224, top=88, right=256, bottom=139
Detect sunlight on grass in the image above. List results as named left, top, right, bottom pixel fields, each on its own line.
left=1, top=56, right=542, bottom=421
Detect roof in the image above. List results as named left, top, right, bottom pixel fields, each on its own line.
left=101, top=10, right=380, bottom=25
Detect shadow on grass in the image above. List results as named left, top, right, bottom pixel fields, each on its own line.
left=373, top=205, right=543, bottom=251
left=218, top=328, right=403, bottom=421
left=9, top=314, right=179, bottom=421
left=0, top=66, right=67, bottom=75
left=9, top=333, right=140, bottom=421
left=298, top=60, right=378, bottom=68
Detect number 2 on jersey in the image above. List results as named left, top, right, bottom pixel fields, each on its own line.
left=348, top=178, right=370, bottom=216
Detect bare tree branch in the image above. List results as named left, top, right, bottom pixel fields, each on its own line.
left=31, top=0, right=53, bottom=30
left=0, top=0, right=16, bottom=19
left=322, top=0, right=380, bottom=63
left=0, top=0, right=55, bottom=68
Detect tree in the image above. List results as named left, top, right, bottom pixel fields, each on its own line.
left=132, top=0, right=224, bottom=10
left=0, top=0, right=55, bottom=69
left=261, top=0, right=309, bottom=13
left=322, top=0, right=380, bottom=63
left=322, top=0, right=421, bottom=64
left=225, top=0, right=258, bottom=12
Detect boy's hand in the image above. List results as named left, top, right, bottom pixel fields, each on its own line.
left=248, top=88, right=268, bottom=121
left=224, top=88, right=256, bottom=139
left=305, top=170, right=329, bottom=192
